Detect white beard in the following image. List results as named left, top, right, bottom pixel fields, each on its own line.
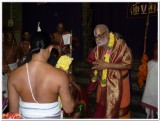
left=96, top=37, right=108, bottom=47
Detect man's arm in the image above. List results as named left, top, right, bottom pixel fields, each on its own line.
left=92, top=61, right=131, bottom=70
left=8, top=72, right=19, bottom=112
left=59, top=72, right=75, bottom=114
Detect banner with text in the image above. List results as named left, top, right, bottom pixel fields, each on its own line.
left=127, top=3, right=157, bottom=18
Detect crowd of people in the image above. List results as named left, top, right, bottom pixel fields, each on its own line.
left=2, top=23, right=158, bottom=119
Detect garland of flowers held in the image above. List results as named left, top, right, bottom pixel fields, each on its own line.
left=92, top=32, right=115, bottom=87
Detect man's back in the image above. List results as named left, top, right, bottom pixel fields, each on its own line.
left=8, top=60, right=74, bottom=114
left=8, top=31, right=75, bottom=119
left=11, top=60, right=69, bottom=102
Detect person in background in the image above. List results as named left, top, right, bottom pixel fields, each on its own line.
left=141, top=41, right=158, bottom=119
left=18, top=31, right=31, bottom=64
left=63, top=74, right=86, bottom=119
left=50, top=22, right=71, bottom=56
left=3, top=31, right=20, bottom=98
left=8, top=31, right=75, bottom=119
left=48, top=48, right=59, bottom=66
left=87, top=24, right=132, bottom=118
left=2, top=59, right=10, bottom=112
left=3, top=31, right=20, bottom=71
left=49, top=55, right=86, bottom=118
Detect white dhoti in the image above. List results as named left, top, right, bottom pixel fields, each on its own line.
left=141, top=60, right=158, bottom=118
left=19, top=99, right=62, bottom=119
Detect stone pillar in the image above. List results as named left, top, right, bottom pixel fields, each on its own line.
left=3, top=3, right=22, bottom=43
left=82, top=3, right=93, bottom=59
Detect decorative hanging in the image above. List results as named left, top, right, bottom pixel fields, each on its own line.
left=137, top=10, right=150, bottom=88
left=37, top=22, right=41, bottom=32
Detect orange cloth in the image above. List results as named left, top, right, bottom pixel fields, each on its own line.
left=120, top=70, right=130, bottom=108
left=119, top=111, right=130, bottom=119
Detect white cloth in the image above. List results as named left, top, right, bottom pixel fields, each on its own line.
left=19, top=99, right=62, bottom=119
left=20, top=63, right=62, bottom=119
left=8, top=62, right=18, bottom=70
left=2, top=62, right=18, bottom=97
left=142, top=60, right=158, bottom=109
left=3, top=75, right=8, bottom=98
left=62, top=34, right=72, bottom=45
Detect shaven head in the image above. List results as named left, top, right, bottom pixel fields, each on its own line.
left=56, top=22, right=64, bottom=34
left=94, top=24, right=109, bottom=35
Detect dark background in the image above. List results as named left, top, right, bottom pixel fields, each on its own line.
left=22, top=2, right=158, bottom=60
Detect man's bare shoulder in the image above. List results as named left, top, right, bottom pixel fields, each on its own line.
left=48, top=65, right=68, bottom=80
left=11, top=64, right=25, bottom=75
left=8, top=64, right=26, bottom=83
left=47, top=65, right=68, bottom=79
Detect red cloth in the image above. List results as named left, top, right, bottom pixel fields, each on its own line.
left=95, top=87, right=106, bottom=118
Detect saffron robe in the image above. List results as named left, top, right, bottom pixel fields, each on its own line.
left=87, top=37, right=132, bottom=118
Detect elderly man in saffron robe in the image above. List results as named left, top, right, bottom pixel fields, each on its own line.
left=87, top=24, right=132, bottom=118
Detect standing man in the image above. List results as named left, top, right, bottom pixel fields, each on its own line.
left=3, top=31, right=20, bottom=71
left=87, top=24, right=132, bottom=118
left=141, top=42, right=158, bottom=118
left=19, top=31, right=31, bottom=63
left=3, top=31, right=20, bottom=97
left=50, top=22, right=71, bottom=56
left=8, top=32, right=75, bottom=119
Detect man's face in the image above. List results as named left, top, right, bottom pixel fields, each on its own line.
left=94, top=28, right=108, bottom=47
left=57, top=24, right=64, bottom=34
left=6, top=32, right=13, bottom=43
left=23, top=32, right=31, bottom=40
left=8, top=33, right=13, bottom=40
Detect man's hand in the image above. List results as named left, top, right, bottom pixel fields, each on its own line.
left=92, top=61, right=132, bottom=70
left=92, top=61, right=108, bottom=70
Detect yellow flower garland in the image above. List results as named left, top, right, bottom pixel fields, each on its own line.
left=56, top=55, right=73, bottom=109
left=92, top=32, right=115, bottom=87
left=56, top=55, right=73, bottom=71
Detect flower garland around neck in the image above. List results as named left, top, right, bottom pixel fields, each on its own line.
left=92, top=32, right=115, bottom=87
